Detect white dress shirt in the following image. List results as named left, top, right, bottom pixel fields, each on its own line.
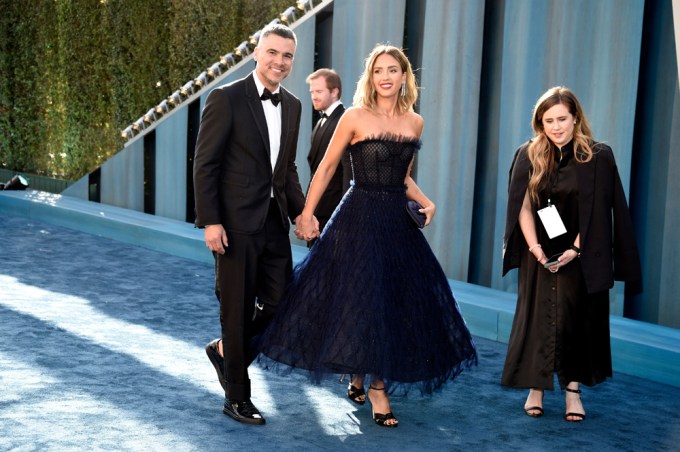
left=253, top=73, right=282, bottom=197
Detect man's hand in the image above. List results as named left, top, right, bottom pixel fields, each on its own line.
left=293, top=215, right=304, bottom=240
left=204, top=224, right=228, bottom=254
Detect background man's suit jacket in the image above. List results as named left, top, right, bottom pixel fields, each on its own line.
left=306, top=104, right=350, bottom=224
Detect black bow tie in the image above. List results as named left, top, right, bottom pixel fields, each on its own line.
left=319, top=111, right=328, bottom=119
left=260, top=88, right=281, bottom=106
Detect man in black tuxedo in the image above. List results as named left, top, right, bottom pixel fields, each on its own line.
left=193, top=24, right=314, bottom=425
left=305, top=69, right=350, bottom=241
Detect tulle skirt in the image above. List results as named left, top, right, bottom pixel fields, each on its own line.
left=256, top=184, right=477, bottom=395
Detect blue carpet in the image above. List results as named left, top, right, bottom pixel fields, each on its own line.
left=1, top=215, right=678, bottom=451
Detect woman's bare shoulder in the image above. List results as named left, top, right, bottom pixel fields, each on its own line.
left=406, top=110, right=424, bottom=122
left=405, top=111, right=424, bottom=135
left=342, top=106, right=363, bottom=115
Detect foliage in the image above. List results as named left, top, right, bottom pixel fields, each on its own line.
left=0, top=0, right=293, bottom=180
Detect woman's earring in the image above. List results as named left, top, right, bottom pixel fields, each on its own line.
left=401, top=81, right=406, bottom=97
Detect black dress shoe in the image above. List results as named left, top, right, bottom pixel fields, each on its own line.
left=223, top=399, right=266, bottom=425
left=205, top=339, right=226, bottom=391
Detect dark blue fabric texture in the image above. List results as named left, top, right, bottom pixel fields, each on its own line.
left=257, top=135, right=478, bottom=395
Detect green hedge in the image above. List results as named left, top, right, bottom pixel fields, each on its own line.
left=0, top=0, right=294, bottom=181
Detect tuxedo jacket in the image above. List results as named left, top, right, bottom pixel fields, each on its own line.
left=306, top=104, right=350, bottom=221
left=193, top=73, right=305, bottom=233
left=502, top=141, right=641, bottom=294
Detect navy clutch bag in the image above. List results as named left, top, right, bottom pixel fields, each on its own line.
left=406, top=200, right=426, bottom=228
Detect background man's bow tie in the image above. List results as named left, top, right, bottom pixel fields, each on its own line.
left=261, top=88, right=281, bottom=106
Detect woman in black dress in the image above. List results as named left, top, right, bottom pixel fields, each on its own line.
left=257, top=44, right=477, bottom=428
left=501, top=87, right=641, bottom=422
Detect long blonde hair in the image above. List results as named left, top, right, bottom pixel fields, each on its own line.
left=527, top=86, right=594, bottom=204
left=352, top=44, right=418, bottom=113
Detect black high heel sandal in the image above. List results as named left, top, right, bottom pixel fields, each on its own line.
left=368, top=386, right=398, bottom=428
left=340, top=374, right=366, bottom=405
left=524, top=388, right=544, bottom=417
left=348, top=383, right=366, bottom=406
left=564, top=387, right=586, bottom=422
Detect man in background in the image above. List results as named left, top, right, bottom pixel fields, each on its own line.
left=305, top=68, right=350, bottom=242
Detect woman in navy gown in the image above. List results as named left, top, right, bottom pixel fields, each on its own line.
left=257, top=44, right=477, bottom=428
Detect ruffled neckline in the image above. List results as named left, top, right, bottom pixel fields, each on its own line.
left=350, top=132, right=422, bottom=148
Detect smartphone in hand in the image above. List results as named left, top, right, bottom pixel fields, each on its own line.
left=543, top=253, right=562, bottom=268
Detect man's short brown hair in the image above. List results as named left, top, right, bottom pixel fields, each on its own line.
left=306, top=68, right=341, bottom=97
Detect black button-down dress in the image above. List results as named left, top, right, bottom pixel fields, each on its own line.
left=501, top=140, right=612, bottom=390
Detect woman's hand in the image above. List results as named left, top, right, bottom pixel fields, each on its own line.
left=530, top=245, right=547, bottom=266
left=546, top=248, right=579, bottom=273
left=422, top=203, right=436, bottom=227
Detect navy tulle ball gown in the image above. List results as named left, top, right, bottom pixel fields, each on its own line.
left=257, top=134, right=477, bottom=395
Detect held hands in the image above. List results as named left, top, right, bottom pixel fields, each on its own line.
left=294, top=214, right=320, bottom=241
left=204, top=224, right=228, bottom=255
